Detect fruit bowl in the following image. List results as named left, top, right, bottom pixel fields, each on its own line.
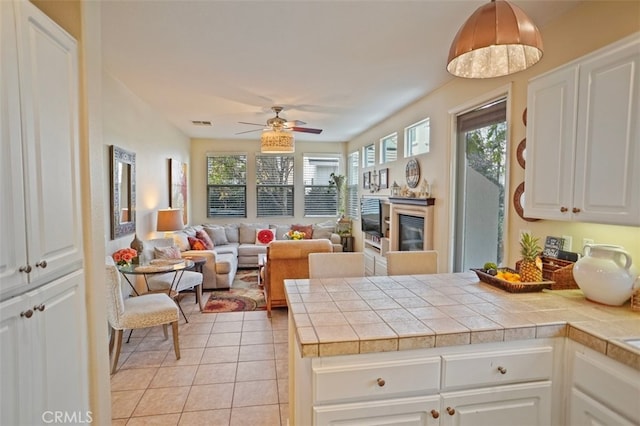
left=472, top=268, right=553, bottom=293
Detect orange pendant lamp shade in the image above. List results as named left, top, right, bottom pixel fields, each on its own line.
left=447, top=0, right=543, bottom=79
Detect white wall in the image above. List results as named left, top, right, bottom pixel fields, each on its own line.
left=347, top=1, right=640, bottom=271
left=102, top=72, right=191, bottom=254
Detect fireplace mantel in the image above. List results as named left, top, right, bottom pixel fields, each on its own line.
left=389, top=200, right=434, bottom=251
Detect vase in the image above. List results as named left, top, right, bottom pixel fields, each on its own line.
left=130, top=233, right=144, bottom=264
left=573, top=244, right=638, bottom=306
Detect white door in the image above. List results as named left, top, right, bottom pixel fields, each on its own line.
left=440, top=382, right=552, bottom=426
left=15, top=0, right=83, bottom=287
left=0, top=0, right=29, bottom=298
left=573, top=38, right=640, bottom=225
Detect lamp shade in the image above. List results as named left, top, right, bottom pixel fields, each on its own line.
left=447, top=0, right=543, bottom=79
left=261, top=129, right=295, bottom=153
left=156, top=208, right=184, bottom=232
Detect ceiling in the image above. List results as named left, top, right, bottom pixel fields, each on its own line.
left=101, top=0, right=582, bottom=143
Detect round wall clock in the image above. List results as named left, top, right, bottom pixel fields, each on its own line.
left=405, top=158, right=420, bottom=188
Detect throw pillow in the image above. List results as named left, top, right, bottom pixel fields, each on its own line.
left=154, top=246, right=181, bottom=259
left=195, top=229, right=214, bottom=249
left=187, top=236, right=207, bottom=251
left=312, top=224, right=335, bottom=240
left=291, top=224, right=313, bottom=239
left=272, top=224, right=291, bottom=240
left=255, top=229, right=275, bottom=245
left=171, top=232, right=190, bottom=252
left=204, top=226, right=229, bottom=246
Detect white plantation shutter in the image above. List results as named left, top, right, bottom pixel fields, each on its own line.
left=256, top=155, right=294, bottom=217
left=206, top=154, right=247, bottom=217
left=347, top=151, right=359, bottom=219
left=303, top=154, right=340, bottom=217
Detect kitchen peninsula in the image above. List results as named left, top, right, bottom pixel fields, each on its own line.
left=285, top=273, right=640, bottom=426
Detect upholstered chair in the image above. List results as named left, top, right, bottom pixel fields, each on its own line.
left=264, top=239, right=333, bottom=316
left=308, top=252, right=365, bottom=278
left=146, top=269, right=204, bottom=322
left=105, top=257, right=180, bottom=374
left=385, top=250, right=438, bottom=275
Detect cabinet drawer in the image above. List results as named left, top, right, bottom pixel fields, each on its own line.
left=442, top=346, right=553, bottom=390
left=314, top=356, right=441, bottom=404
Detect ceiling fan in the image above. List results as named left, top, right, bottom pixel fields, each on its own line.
left=236, top=106, right=323, bottom=135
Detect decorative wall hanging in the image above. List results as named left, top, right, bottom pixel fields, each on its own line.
left=170, top=159, right=188, bottom=226
left=362, top=172, right=371, bottom=189
left=379, top=168, right=389, bottom=189
left=405, top=158, right=420, bottom=188
left=517, top=138, right=526, bottom=169
left=513, top=181, right=539, bottom=222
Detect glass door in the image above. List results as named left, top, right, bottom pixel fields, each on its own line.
left=454, top=99, right=507, bottom=272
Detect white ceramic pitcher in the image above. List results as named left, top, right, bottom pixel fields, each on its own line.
left=573, top=244, right=638, bottom=306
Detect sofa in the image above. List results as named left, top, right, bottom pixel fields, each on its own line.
left=144, top=221, right=343, bottom=290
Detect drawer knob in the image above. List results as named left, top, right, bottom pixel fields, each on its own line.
left=430, top=409, right=440, bottom=419
left=34, top=304, right=46, bottom=312
left=19, top=265, right=32, bottom=273
left=36, top=260, right=48, bottom=268
left=376, top=378, right=385, bottom=387
left=572, top=207, right=581, bottom=213
left=446, top=407, right=456, bottom=416
left=20, top=309, right=33, bottom=319
left=497, top=366, right=507, bottom=374
left=560, top=206, right=568, bottom=213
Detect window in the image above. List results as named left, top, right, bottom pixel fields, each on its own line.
left=206, top=154, right=247, bottom=217
left=405, top=118, right=430, bottom=157
left=346, top=151, right=359, bottom=219
left=303, top=154, right=340, bottom=216
left=256, top=155, right=294, bottom=217
left=380, top=133, right=397, bottom=163
left=363, top=144, right=375, bottom=167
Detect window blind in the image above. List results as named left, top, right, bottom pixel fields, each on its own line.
left=206, top=154, right=247, bottom=218
left=256, top=155, right=294, bottom=217
left=303, top=154, right=340, bottom=216
left=347, top=151, right=359, bottom=219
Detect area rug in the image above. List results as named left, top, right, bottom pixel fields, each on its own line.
left=202, top=269, right=265, bottom=313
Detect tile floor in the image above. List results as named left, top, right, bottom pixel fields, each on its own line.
left=110, top=292, right=289, bottom=426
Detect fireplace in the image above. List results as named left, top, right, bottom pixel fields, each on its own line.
left=389, top=198, right=434, bottom=252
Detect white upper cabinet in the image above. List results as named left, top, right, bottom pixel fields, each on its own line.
left=525, top=34, right=640, bottom=226
left=1, top=0, right=83, bottom=300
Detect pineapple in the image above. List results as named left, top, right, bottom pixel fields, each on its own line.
left=518, top=233, right=543, bottom=282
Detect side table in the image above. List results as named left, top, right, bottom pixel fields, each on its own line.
left=341, top=235, right=354, bottom=252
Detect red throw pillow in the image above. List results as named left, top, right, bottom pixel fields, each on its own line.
left=291, top=224, right=313, bottom=239
left=188, top=236, right=207, bottom=251
left=195, top=229, right=214, bottom=250
left=256, top=229, right=275, bottom=245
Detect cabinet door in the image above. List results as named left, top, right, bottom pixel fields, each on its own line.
left=0, top=294, right=32, bottom=425
left=15, top=1, right=83, bottom=286
left=440, top=382, right=552, bottom=426
left=314, top=395, right=440, bottom=426
left=573, top=38, right=640, bottom=225
left=28, top=270, right=89, bottom=423
left=0, top=0, right=29, bottom=298
left=524, top=66, right=578, bottom=221
left=569, top=388, right=636, bottom=426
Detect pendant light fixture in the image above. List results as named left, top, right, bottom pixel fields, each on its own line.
left=447, top=0, right=543, bottom=79
left=261, top=128, right=295, bottom=153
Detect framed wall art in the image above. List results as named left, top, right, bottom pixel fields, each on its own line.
left=170, top=159, right=188, bottom=226
left=363, top=171, right=371, bottom=189
left=379, top=168, right=389, bottom=189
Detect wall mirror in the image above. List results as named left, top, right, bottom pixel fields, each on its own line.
left=110, top=145, right=136, bottom=239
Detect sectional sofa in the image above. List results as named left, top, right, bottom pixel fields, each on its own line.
left=143, top=222, right=343, bottom=290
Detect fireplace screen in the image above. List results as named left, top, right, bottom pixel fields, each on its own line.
left=399, top=214, right=424, bottom=251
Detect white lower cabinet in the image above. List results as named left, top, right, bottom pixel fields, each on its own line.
left=566, top=341, right=640, bottom=426
left=0, top=271, right=89, bottom=425
left=293, top=339, right=558, bottom=426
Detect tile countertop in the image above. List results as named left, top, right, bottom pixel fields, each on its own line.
left=284, top=272, right=640, bottom=370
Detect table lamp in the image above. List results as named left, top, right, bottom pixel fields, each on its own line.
left=157, top=208, right=184, bottom=237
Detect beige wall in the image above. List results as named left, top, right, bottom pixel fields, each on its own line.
left=190, top=138, right=347, bottom=225
left=102, top=73, right=191, bottom=253
left=347, top=0, right=640, bottom=271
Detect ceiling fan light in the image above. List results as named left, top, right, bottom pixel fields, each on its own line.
left=447, top=0, right=543, bottom=79
left=261, top=129, right=295, bottom=153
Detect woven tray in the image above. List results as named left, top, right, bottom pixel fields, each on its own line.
left=515, top=257, right=578, bottom=290
left=472, top=268, right=553, bottom=293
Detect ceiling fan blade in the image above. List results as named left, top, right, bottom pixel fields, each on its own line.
left=238, top=121, right=265, bottom=127
left=285, top=120, right=306, bottom=127
left=292, top=127, right=323, bottom=134
left=235, top=128, right=263, bottom=135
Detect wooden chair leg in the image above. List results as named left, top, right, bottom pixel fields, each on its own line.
left=108, top=326, right=115, bottom=354
left=110, top=329, right=123, bottom=375
left=162, top=323, right=169, bottom=339
left=171, top=321, right=180, bottom=360
left=196, top=284, right=203, bottom=312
